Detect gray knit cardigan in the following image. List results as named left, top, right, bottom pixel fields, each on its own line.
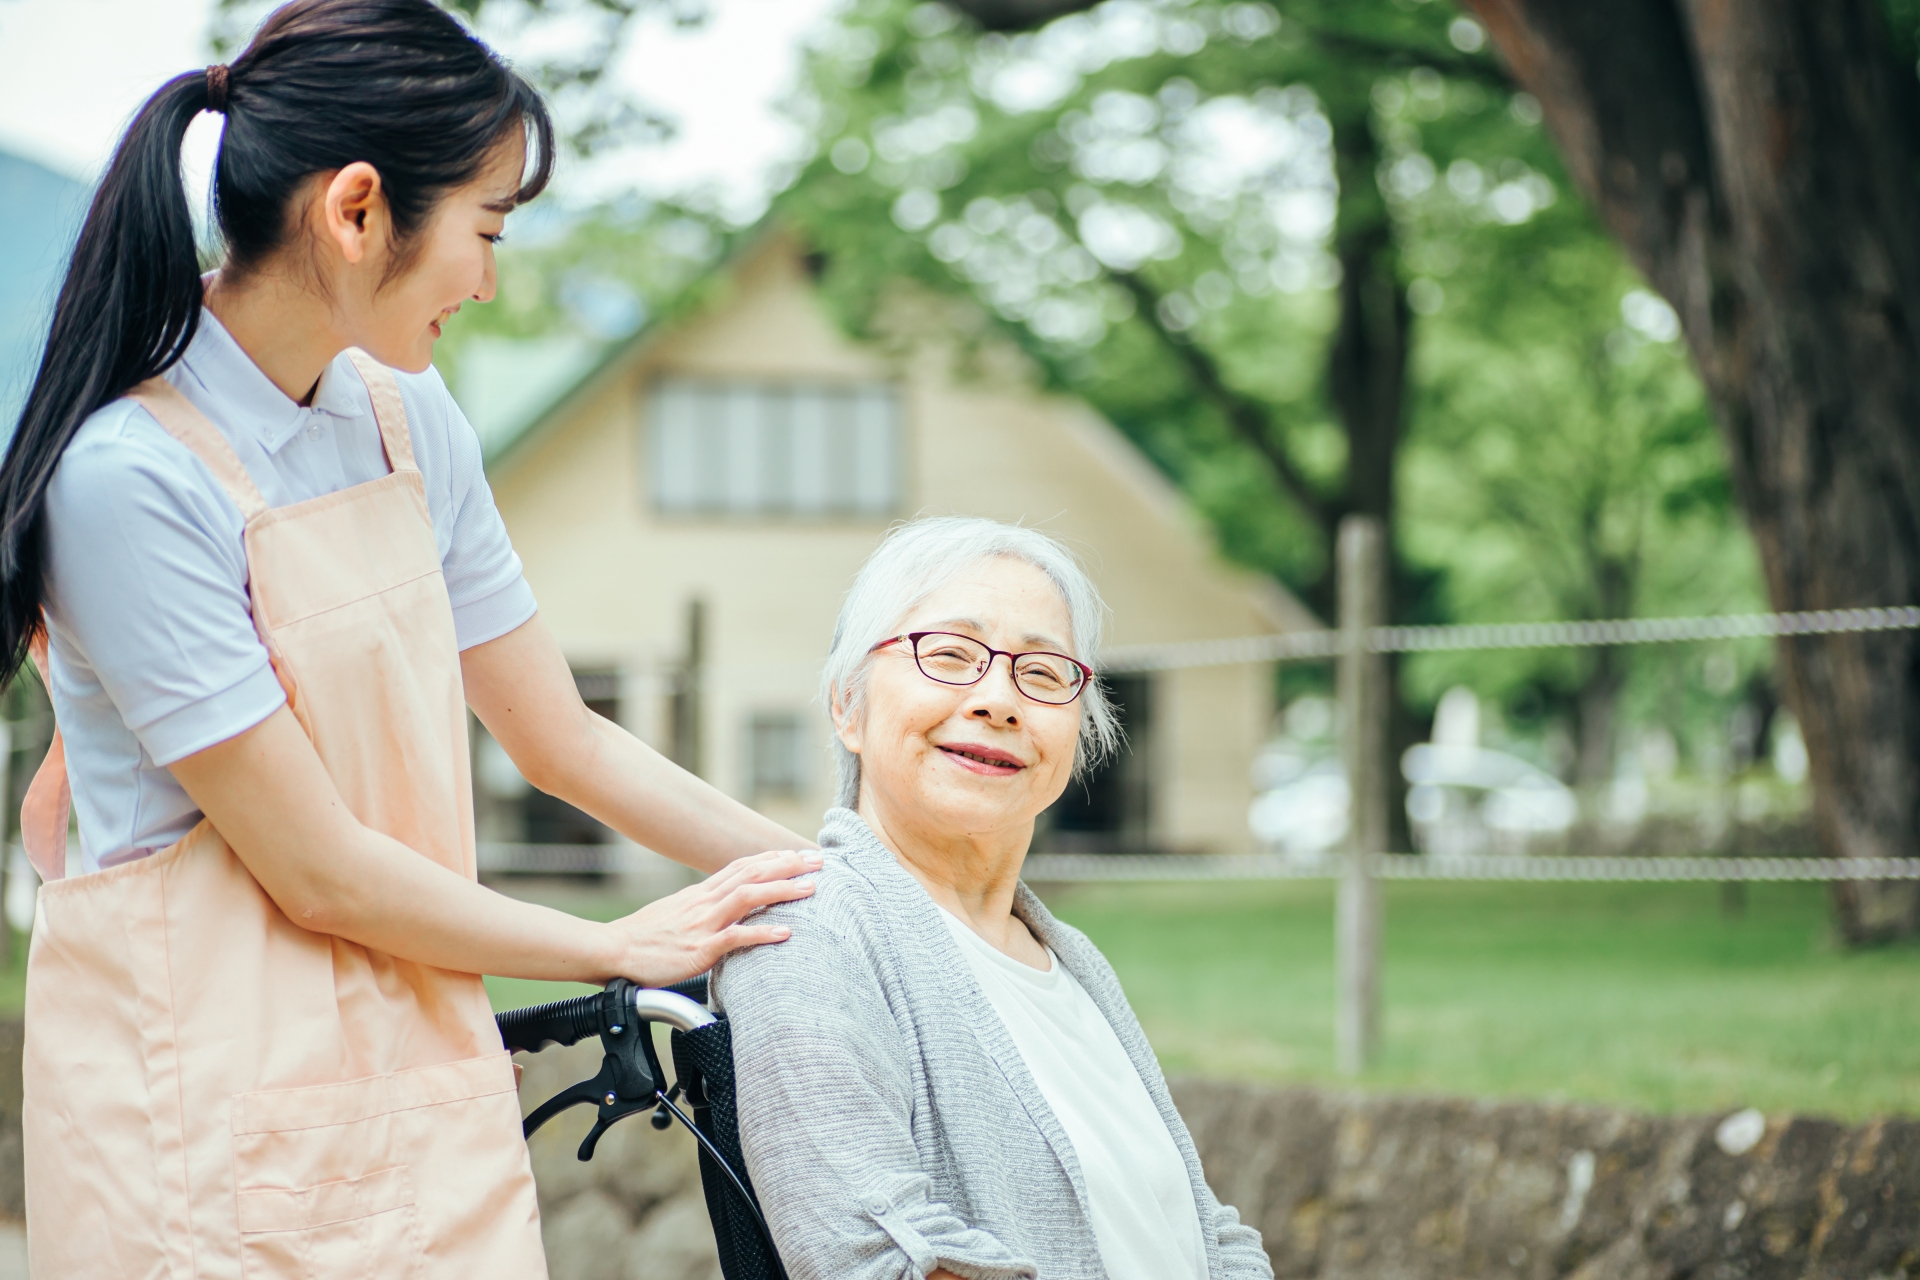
left=712, top=808, right=1273, bottom=1280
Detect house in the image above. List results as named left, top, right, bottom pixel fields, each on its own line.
left=473, top=229, right=1314, bottom=863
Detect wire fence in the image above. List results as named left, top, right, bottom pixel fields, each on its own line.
left=1084, top=601, right=1920, bottom=888
left=1022, top=853, right=1920, bottom=884
left=476, top=846, right=1920, bottom=884
left=1099, top=605, right=1920, bottom=672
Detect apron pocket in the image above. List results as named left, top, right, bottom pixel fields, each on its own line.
left=231, top=1055, right=532, bottom=1278
left=237, top=1165, right=420, bottom=1280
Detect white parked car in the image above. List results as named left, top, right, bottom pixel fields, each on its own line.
left=1402, top=744, right=1577, bottom=856
left=1247, top=752, right=1349, bottom=860
left=1249, top=743, right=1576, bottom=857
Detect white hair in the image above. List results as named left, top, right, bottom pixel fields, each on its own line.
left=821, top=516, right=1123, bottom=809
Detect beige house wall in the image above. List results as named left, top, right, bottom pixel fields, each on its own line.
left=487, top=234, right=1308, bottom=854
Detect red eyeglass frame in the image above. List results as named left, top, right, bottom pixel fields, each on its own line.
left=868, top=631, right=1095, bottom=705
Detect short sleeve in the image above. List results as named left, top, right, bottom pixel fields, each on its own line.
left=412, top=368, right=538, bottom=650
left=43, top=407, right=286, bottom=766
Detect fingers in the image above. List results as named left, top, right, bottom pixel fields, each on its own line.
left=705, top=849, right=822, bottom=893
left=611, top=850, right=820, bottom=983
left=702, top=922, right=794, bottom=964
left=719, top=876, right=816, bottom=919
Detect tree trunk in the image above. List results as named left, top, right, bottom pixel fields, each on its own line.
left=1573, top=554, right=1634, bottom=789
left=1465, top=0, right=1920, bottom=943
left=1328, top=106, right=1418, bottom=854
left=1574, top=646, right=1624, bottom=790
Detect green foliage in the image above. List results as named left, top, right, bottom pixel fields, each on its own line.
left=428, top=200, right=723, bottom=392
left=1886, top=0, right=1920, bottom=82
left=781, top=0, right=1764, bottom=764
left=778, top=0, right=1511, bottom=595
left=1387, top=118, right=1767, bottom=749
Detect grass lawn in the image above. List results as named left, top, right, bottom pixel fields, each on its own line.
left=0, top=876, right=1902, bottom=1121
left=1049, top=878, right=1919, bottom=1122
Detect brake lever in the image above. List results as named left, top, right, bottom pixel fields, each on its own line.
left=575, top=1016, right=671, bottom=1162
left=514, top=979, right=715, bottom=1161
left=516, top=978, right=667, bottom=1160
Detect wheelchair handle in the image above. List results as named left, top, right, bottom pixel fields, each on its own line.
left=497, top=976, right=712, bottom=1055
left=632, top=987, right=716, bottom=1033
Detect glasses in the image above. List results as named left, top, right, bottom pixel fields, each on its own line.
left=869, top=631, right=1093, bottom=706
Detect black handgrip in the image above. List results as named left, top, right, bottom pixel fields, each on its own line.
left=496, top=974, right=709, bottom=1056
left=497, top=991, right=604, bottom=1055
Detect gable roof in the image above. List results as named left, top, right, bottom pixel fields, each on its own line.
left=479, top=222, right=794, bottom=473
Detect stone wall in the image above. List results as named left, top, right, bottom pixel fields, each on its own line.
left=0, top=1022, right=1914, bottom=1280
left=1173, top=1081, right=1920, bottom=1280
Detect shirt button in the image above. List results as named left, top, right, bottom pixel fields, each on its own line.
left=864, top=1195, right=889, bottom=1215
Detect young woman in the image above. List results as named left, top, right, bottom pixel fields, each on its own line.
left=0, top=1, right=818, bottom=1273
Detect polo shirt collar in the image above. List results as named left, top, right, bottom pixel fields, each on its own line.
left=180, top=308, right=374, bottom=456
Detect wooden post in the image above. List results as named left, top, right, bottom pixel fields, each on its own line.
left=671, top=597, right=707, bottom=778
left=1337, top=515, right=1387, bottom=1076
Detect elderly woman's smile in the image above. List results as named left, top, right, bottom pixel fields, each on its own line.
left=935, top=742, right=1025, bottom=774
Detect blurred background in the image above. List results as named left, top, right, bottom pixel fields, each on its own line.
left=0, top=0, right=1915, bottom=1133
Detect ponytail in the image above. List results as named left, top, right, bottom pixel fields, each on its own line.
left=0, top=71, right=210, bottom=679
left=0, top=0, right=553, bottom=686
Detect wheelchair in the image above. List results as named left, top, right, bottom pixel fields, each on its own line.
left=497, top=977, right=785, bottom=1280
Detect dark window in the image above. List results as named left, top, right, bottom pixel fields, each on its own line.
left=1038, top=674, right=1155, bottom=853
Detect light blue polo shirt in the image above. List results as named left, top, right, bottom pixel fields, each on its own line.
left=41, top=309, right=537, bottom=874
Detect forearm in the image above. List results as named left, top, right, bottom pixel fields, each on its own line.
left=462, top=615, right=813, bottom=873
left=540, top=709, right=813, bottom=873
left=276, top=821, right=624, bottom=982
left=169, top=705, right=816, bottom=986
left=241, top=814, right=812, bottom=987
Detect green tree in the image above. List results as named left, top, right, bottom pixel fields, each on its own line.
left=780, top=0, right=1764, bottom=791
left=945, top=0, right=1920, bottom=937
left=1394, top=189, right=1765, bottom=784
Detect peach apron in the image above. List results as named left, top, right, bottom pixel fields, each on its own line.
left=19, top=354, right=547, bottom=1278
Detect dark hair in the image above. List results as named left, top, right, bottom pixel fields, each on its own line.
left=0, top=0, right=553, bottom=684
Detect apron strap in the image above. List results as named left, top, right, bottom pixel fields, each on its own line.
left=127, top=379, right=270, bottom=522
left=343, top=349, right=419, bottom=475
left=26, top=379, right=277, bottom=885
left=21, top=630, right=69, bottom=883
left=23, top=360, right=421, bottom=887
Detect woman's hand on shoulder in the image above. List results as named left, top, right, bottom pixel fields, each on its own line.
left=608, top=849, right=822, bottom=987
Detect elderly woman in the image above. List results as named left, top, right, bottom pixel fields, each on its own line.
left=714, top=517, right=1272, bottom=1280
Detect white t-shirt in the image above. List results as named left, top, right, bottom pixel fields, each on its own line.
left=936, top=907, right=1209, bottom=1280
left=41, top=309, right=537, bottom=873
